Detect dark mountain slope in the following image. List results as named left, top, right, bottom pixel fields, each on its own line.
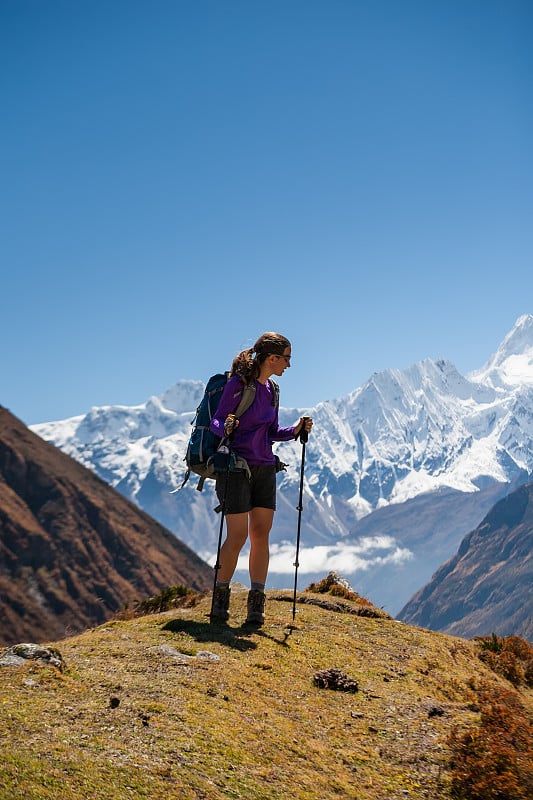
left=0, top=406, right=212, bottom=645
left=398, top=482, right=533, bottom=640
left=343, top=482, right=512, bottom=613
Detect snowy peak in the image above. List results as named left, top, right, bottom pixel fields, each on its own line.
left=469, top=314, right=533, bottom=389
left=158, top=380, right=205, bottom=414
left=34, top=380, right=205, bottom=451
left=30, top=315, right=533, bottom=513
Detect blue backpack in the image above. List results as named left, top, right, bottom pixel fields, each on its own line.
left=183, top=373, right=279, bottom=491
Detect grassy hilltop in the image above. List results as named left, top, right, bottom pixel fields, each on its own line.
left=1, top=582, right=532, bottom=800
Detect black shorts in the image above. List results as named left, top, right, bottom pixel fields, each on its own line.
left=215, top=464, right=277, bottom=514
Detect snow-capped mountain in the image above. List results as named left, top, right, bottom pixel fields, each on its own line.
left=31, top=314, right=533, bottom=615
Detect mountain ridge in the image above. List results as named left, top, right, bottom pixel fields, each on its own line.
left=398, top=481, right=533, bottom=641
left=28, top=315, right=533, bottom=616
left=0, top=406, right=212, bottom=645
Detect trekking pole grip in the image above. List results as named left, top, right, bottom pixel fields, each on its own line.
left=224, top=414, right=237, bottom=439
left=299, top=416, right=311, bottom=444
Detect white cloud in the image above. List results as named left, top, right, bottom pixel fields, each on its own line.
left=200, top=535, right=413, bottom=577
left=222, top=536, right=413, bottom=575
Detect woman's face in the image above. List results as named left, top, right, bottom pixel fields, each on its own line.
left=269, top=347, right=292, bottom=376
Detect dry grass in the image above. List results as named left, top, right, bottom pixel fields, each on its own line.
left=1, top=585, right=532, bottom=800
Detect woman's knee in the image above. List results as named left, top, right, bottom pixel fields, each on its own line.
left=225, top=514, right=249, bottom=549
left=249, top=508, right=274, bottom=539
left=249, top=522, right=273, bottom=544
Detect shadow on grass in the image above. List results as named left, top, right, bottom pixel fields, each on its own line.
left=161, top=617, right=258, bottom=651
left=162, top=616, right=295, bottom=651
left=249, top=625, right=293, bottom=648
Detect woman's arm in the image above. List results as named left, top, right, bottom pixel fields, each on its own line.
left=209, top=376, right=246, bottom=438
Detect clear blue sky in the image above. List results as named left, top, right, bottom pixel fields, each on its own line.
left=1, top=0, right=532, bottom=425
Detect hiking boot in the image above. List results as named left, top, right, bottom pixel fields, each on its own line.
left=210, top=584, right=230, bottom=622
left=245, top=589, right=266, bottom=625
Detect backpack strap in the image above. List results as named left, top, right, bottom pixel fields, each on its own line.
left=227, top=376, right=278, bottom=420
left=233, top=379, right=256, bottom=418
left=268, top=379, right=279, bottom=407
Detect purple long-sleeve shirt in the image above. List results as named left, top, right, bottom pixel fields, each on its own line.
left=209, top=375, right=296, bottom=466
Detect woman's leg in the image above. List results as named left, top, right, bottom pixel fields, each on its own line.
left=216, top=512, right=249, bottom=583
left=248, top=507, right=275, bottom=585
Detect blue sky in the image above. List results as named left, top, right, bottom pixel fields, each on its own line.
left=2, top=0, right=532, bottom=425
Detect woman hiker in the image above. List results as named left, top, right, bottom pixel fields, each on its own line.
left=208, top=331, right=313, bottom=625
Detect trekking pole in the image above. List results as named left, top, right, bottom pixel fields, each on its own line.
left=210, top=458, right=230, bottom=618
left=292, top=417, right=310, bottom=621
left=209, top=417, right=236, bottom=619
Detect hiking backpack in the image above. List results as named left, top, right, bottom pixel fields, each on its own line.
left=182, top=372, right=279, bottom=491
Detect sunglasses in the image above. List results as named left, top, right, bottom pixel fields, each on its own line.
left=270, top=353, right=291, bottom=363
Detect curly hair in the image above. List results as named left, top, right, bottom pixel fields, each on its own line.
left=230, top=332, right=291, bottom=383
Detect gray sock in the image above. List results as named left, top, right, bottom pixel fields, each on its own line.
left=251, top=582, right=265, bottom=592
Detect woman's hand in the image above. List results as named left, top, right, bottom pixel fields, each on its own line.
left=224, top=414, right=239, bottom=437
left=294, top=416, right=313, bottom=439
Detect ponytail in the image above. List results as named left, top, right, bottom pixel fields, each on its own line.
left=230, top=331, right=291, bottom=383
left=230, top=347, right=255, bottom=381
